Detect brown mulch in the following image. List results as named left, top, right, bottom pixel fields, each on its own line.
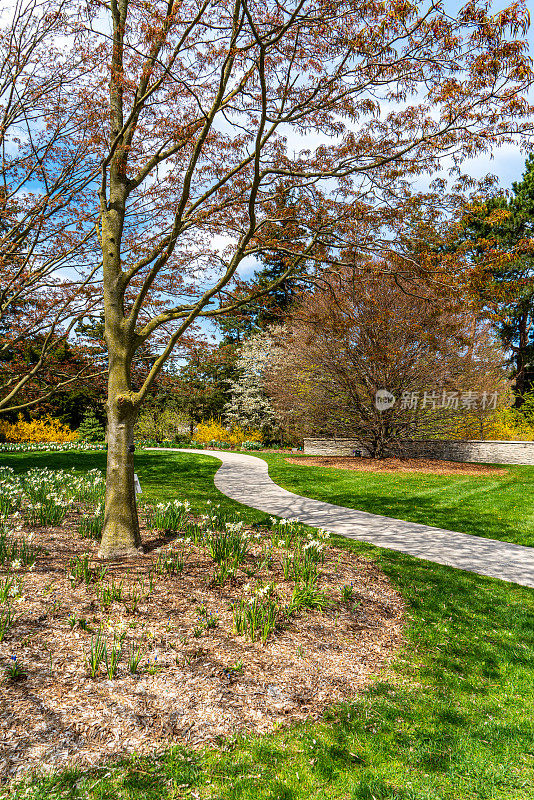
left=285, top=456, right=508, bottom=476
left=0, top=512, right=405, bottom=781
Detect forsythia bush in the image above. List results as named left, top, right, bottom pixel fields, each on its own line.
left=452, top=407, right=534, bottom=441
left=488, top=407, right=534, bottom=441
left=195, top=418, right=262, bottom=448
left=0, top=414, right=77, bottom=443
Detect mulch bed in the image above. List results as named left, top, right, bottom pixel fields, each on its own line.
left=285, top=456, right=508, bottom=476
left=0, top=512, right=405, bottom=782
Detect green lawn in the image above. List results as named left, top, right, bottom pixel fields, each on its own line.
left=0, top=449, right=270, bottom=524
left=261, top=453, right=534, bottom=548
left=2, top=450, right=534, bottom=800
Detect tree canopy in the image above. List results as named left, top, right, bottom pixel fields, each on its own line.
left=3, top=0, right=532, bottom=556
left=456, top=155, right=534, bottom=399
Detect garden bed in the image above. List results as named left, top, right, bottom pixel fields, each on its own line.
left=0, top=468, right=404, bottom=781
left=286, top=456, right=508, bottom=476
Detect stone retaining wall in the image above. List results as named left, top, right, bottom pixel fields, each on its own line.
left=303, top=439, right=373, bottom=457
left=303, top=438, right=534, bottom=465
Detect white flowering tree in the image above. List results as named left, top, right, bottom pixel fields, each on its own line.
left=224, top=332, right=281, bottom=441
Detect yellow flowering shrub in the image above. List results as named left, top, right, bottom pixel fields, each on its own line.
left=195, top=418, right=262, bottom=447
left=451, top=407, right=534, bottom=441
left=0, top=414, right=77, bottom=443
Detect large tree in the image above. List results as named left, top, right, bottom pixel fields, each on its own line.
left=266, top=267, right=508, bottom=455
left=0, top=0, right=102, bottom=411
left=168, top=342, right=240, bottom=426
left=224, top=331, right=282, bottom=442
left=214, top=185, right=310, bottom=341
left=76, top=0, right=532, bottom=557
left=455, top=156, right=534, bottom=400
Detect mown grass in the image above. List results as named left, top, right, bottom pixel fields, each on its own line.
left=261, top=453, right=534, bottom=548
left=0, top=449, right=270, bottom=523
left=1, top=450, right=533, bottom=799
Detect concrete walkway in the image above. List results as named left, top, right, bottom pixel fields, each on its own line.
left=170, top=449, right=534, bottom=588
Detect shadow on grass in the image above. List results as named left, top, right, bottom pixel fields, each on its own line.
left=3, top=452, right=534, bottom=799
left=11, top=545, right=534, bottom=800
left=264, top=456, right=534, bottom=547
left=0, top=450, right=271, bottom=526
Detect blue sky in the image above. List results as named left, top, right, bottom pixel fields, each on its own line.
left=464, top=143, right=530, bottom=189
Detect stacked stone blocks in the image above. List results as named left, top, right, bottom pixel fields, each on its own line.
left=303, top=438, right=534, bottom=466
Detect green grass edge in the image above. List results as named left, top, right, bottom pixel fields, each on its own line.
left=0, top=450, right=532, bottom=800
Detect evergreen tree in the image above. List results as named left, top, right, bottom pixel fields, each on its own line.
left=77, top=410, right=106, bottom=442
left=457, top=156, right=534, bottom=400
left=171, top=343, right=239, bottom=426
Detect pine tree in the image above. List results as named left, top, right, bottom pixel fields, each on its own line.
left=216, top=187, right=310, bottom=343
left=457, top=155, right=534, bottom=400
left=77, top=410, right=105, bottom=442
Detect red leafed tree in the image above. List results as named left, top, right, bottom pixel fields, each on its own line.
left=74, top=0, right=532, bottom=557
left=0, top=0, right=102, bottom=413
left=265, top=265, right=509, bottom=455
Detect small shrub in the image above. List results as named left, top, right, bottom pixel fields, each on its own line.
left=135, top=405, right=191, bottom=444
left=195, top=418, right=262, bottom=448
left=76, top=411, right=105, bottom=443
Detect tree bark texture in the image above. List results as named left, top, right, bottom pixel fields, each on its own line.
left=98, top=382, right=141, bottom=559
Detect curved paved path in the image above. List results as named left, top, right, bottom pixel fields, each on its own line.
left=168, top=449, right=534, bottom=588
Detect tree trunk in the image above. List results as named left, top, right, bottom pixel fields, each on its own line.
left=98, top=389, right=142, bottom=559
left=513, top=313, right=528, bottom=406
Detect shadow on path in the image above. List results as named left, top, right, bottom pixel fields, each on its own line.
left=166, top=449, right=534, bottom=589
